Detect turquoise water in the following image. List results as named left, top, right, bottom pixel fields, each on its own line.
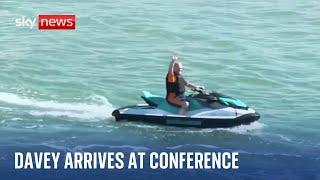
left=0, top=0, right=319, bottom=178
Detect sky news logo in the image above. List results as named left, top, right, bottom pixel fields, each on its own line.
left=15, top=14, right=76, bottom=30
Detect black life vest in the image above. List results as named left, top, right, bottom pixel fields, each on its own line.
left=166, top=73, right=185, bottom=99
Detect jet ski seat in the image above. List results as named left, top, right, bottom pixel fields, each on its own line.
left=141, top=91, right=204, bottom=114
left=141, top=91, right=180, bottom=113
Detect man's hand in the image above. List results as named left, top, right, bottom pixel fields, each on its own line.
left=197, top=86, right=205, bottom=90
left=171, top=54, right=178, bottom=61
left=169, top=54, right=178, bottom=74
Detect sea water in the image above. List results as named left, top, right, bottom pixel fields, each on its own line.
left=0, top=0, right=319, bottom=179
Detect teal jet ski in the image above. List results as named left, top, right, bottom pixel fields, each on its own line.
left=112, top=88, right=260, bottom=128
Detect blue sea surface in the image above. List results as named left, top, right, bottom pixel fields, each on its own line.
left=0, top=0, right=319, bottom=179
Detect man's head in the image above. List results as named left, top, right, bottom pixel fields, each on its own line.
left=174, top=62, right=183, bottom=75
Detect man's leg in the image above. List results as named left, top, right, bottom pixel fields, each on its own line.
left=179, top=101, right=189, bottom=115
left=168, top=96, right=189, bottom=115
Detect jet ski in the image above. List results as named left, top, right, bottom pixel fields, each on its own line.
left=112, top=88, right=260, bottom=128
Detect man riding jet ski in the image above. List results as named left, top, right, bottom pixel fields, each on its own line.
left=112, top=55, right=260, bottom=128
left=166, top=54, right=201, bottom=115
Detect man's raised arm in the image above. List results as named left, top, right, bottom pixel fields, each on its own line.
left=167, top=55, right=178, bottom=82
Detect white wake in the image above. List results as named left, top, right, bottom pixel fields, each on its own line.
left=0, top=92, right=114, bottom=121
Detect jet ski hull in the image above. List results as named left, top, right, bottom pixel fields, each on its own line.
left=112, top=105, right=260, bottom=128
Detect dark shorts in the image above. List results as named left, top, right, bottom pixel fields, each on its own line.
left=167, top=94, right=187, bottom=107
left=176, top=94, right=186, bottom=100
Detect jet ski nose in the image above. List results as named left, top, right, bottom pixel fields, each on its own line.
left=235, top=112, right=260, bottom=125
left=251, top=112, right=260, bottom=121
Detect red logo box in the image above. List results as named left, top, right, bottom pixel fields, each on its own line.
left=38, top=14, right=76, bottom=30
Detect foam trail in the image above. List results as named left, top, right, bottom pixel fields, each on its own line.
left=218, top=121, right=265, bottom=134
left=0, top=92, right=114, bottom=120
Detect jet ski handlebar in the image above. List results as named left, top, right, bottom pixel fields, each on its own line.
left=190, top=86, right=207, bottom=94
